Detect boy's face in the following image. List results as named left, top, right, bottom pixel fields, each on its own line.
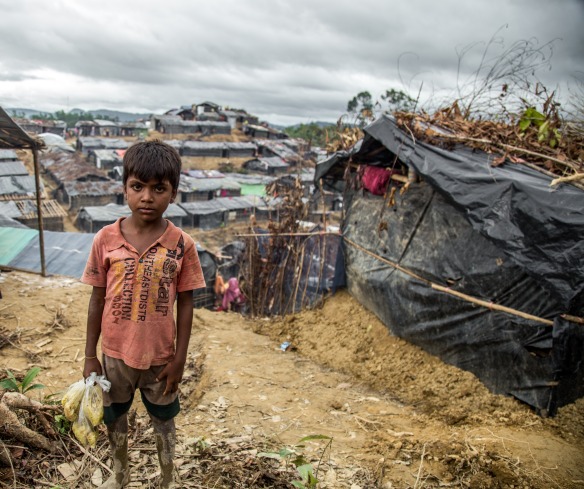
left=124, top=175, right=177, bottom=224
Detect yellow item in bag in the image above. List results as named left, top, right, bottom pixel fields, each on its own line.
left=82, top=383, right=103, bottom=427
left=61, top=379, right=85, bottom=422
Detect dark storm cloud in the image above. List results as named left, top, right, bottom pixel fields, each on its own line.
left=0, top=0, right=582, bottom=125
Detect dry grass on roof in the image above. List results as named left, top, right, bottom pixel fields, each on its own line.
left=394, top=101, right=584, bottom=180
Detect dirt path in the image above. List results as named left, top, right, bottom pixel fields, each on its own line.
left=0, top=270, right=583, bottom=488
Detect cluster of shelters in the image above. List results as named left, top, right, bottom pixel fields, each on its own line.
left=0, top=148, right=68, bottom=231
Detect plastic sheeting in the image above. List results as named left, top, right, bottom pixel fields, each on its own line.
left=336, top=115, right=584, bottom=313
left=316, top=115, right=584, bottom=415
left=343, top=187, right=583, bottom=415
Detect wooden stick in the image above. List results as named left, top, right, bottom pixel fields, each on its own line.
left=550, top=173, right=584, bottom=186
left=438, top=133, right=581, bottom=171
left=431, top=284, right=553, bottom=326
left=343, top=236, right=557, bottom=326
left=236, top=231, right=340, bottom=237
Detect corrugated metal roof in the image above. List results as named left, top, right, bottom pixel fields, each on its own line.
left=180, top=174, right=241, bottom=192
left=79, top=203, right=187, bottom=221
left=0, top=216, right=28, bottom=228
left=186, top=170, right=225, bottom=178
left=0, top=200, right=21, bottom=218
left=0, top=175, right=40, bottom=197
left=5, top=229, right=96, bottom=278
left=62, top=180, right=123, bottom=197
left=183, top=141, right=226, bottom=150
left=180, top=195, right=268, bottom=215
left=229, top=174, right=275, bottom=185
left=0, top=161, right=29, bottom=177
left=0, top=149, right=19, bottom=160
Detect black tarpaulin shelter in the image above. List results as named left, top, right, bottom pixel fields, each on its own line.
left=0, top=107, right=47, bottom=275
left=315, top=115, right=584, bottom=416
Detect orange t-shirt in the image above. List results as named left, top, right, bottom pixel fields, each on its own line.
left=82, top=218, right=206, bottom=369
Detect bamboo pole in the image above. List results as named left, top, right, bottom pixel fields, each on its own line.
left=32, top=147, right=46, bottom=277
left=343, top=236, right=558, bottom=327
left=550, top=173, right=584, bottom=187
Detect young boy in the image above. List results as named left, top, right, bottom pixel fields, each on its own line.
left=81, top=140, right=205, bottom=489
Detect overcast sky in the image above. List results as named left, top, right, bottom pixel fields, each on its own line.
left=0, top=0, right=582, bottom=126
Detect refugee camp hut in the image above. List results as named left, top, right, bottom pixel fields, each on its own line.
left=76, top=137, right=130, bottom=156
left=15, top=118, right=43, bottom=134
left=0, top=149, right=20, bottom=163
left=315, top=114, right=584, bottom=416
left=178, top=173, right=241, bottom=202
left=225, top=142, right=257, bottom=158
left=41, top=152, right=123, bottom=212
left=36, top=120, right=66, bottom=137
left=218, top=110, right=239, bottom=129
left=0, top=199, right=67, bottom=231
left=243, top=156, right=289, bottom=175
left=94, top=119, right=120, bottom=137
left=197, top=112, right=222, bottom=122
left=228, top=173, right=274, bottom=196
left=196, top=101, right=221, bottom=115
left=76, top=202, right=187, bottom=232
left=151, top=115, right=184, bottom=134
left=182, top=141, right=226, bottom=158
left=180, top=195, right=260, bottom=229
left=75, top=120, right=98, bottom=136
left=276, top=170, right=315, bottom=198
left=166, top=106, right=195, bottom=121
left=0, top=175, right=41, bottom=201
left=59, top=180, right=123, bottom=213
left=88, top=149, right=124, bottom=170
left=197, top=121, right=231, bottom=136
left=243, top=124, right=269, bottom=139
left=119, top=121, right=149, bottom=137
left=0, top=160, right=28, bottom=177
left=256, top=140, right=300, bottom=164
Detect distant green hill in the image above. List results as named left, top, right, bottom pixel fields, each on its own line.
left=6, top=107, right=151, bottom=122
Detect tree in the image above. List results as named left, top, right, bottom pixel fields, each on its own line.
left=380, top=88, right=416, bottom=113
left=284, top=123, right=331, bottom=147
left=346, top=91, right=373, bottom=126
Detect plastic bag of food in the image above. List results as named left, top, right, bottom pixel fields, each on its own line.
left=61, top=379, right=86, bottom=422
left=72, top=407, right=97, bottom=446
left=82, top=384, right=103, bottom=426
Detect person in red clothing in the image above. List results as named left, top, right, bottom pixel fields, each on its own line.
left=81, top=140, right=205, bottom=489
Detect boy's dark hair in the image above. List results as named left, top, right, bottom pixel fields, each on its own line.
left=123, top=140, right=182, bottom=190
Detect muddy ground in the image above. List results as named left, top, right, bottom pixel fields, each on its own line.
left=0, top=269, right=583, bottom=488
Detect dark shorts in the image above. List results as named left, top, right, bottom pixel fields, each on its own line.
left=102, top=355, right=180, bottom=425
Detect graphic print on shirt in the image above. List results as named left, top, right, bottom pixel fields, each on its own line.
left=110, top=257, right=136, bottom=324
left=109, top=237, right=183, bottom=324
left=155, top=236, right=183, bottom=317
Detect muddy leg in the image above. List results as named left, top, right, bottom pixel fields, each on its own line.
left=150, top=415, right=176, bottom=489
left=99, top=413, right=130, bottom=488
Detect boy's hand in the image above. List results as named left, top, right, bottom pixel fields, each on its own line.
left=83, top=357, right=103, bottom=378
left=156, top=359, right=185, bottom=396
